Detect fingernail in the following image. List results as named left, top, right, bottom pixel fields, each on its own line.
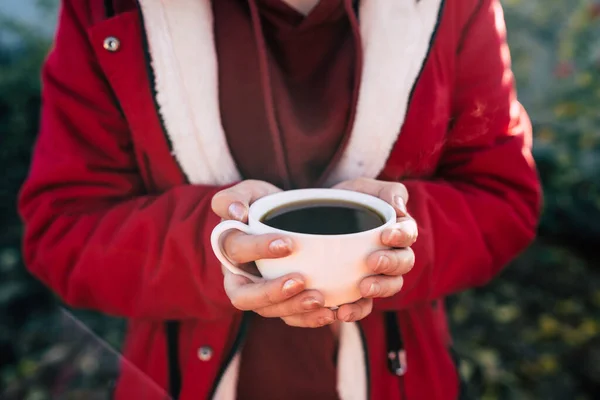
left=318, top=316, right=334, bottom=326
left=282, top=279, right=302, bottom=295
left=375, top=255, right=389, bottom=273
left=269, top=238, right=292, bottom=255
left=228, top=202, right=246, bottom=221
left=302, top=297, right=322, bottom=309
left=343, top=313, right=355, bottom=322
left=393, top=195, right=407, bottom=216
left=385, top=229, right=401, bottom=245
left=367, top=282, right=381, bottom=297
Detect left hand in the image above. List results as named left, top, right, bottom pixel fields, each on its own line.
left=332, top=178, right=418, bottom=323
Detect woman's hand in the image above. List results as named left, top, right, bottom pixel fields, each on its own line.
left=211, top=180, right=336, bottom=327
left=331, top=178, right=418, bottom=323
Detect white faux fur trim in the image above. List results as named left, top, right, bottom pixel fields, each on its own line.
left=211, top=322, right=368, bottom=400
left=325, top=0, right=444, bottom=186
left=137, top=0, right=241, bottom=185
left=337, top=322, right=368, bottom=400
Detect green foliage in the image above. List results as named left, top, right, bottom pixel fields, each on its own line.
left=1, top=0, right=600, bottom=398
left=507, top=0, right=600, bottom=242
left=0, top=6, right=126, bottom=398
left=450, top=1, right=600, bottom=398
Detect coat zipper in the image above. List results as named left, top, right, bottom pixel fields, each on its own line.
left=384, top=312, right=408, bottom=399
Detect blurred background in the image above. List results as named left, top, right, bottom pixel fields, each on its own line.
left=1, top=0, right=600, bottom=399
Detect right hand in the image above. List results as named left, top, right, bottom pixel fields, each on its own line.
left=211, top=180, right=336, bottom=328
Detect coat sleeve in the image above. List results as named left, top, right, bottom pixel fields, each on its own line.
left=18, top=0, right=234, bottom=320
left=375, top=0, right=542, bottom=310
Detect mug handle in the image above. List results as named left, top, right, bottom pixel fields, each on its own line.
left=210, top=220, right=263, bottom=283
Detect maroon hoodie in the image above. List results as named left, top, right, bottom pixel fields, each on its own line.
left=215, top=1, right=358, bottom=398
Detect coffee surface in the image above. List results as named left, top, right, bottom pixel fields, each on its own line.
left=260, top=200, right=385, bottom=235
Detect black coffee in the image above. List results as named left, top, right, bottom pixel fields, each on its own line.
left=260, top=200, right=385, bottom=235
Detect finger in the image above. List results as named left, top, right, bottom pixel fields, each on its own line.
left=333, top=178, right=409, bottom=217
left=222, top=230, right=293, bottom=264
left=377, top=182, right=409, bottom=217
left=359, top=275, right=404, bottom=299
left=367, top=247, right=415, bottom=276
left=221, top=262, right=260, bottom=278
left=254, top=290, right=325, bottom=318
left=381, top=218, right=418, bottom=248
left=336, top=298, right=373, bottom=323
left=212, top=180, right=281, bottom=221
left=224, top=272, right=308, bottom=311
left=222, top=267, right=254, bottom=291
left=281, top=307, right=337, bottom=328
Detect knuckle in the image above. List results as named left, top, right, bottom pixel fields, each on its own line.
left=211, top=191, right=230, bottom=213
left=261, top=286, right=279, bottom=306
left=380, top=180, right=394, bottom=190
left=285, top=304, right=304, bottom=318
left=254, top=236, right=271, bottom=258
left=405, top=248, right=416, bottom=270
left=243, top=179, right=268, bottom=194
left=285, top=299, right=301, bottom=315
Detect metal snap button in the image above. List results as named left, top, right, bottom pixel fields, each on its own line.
left=103, top=36, right=120, bottom=52
left=197, top=346, right=213, bottom=361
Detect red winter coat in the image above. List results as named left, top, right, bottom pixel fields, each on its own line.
left=19, top=0, right=541, bottom=399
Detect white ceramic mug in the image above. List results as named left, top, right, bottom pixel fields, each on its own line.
left=210, top=188, right=396, bottom=308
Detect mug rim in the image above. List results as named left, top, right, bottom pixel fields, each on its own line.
left=247, top=188, right=396, bottom=237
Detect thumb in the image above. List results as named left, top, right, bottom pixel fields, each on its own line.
left=211, top=180, right=281, bottom=222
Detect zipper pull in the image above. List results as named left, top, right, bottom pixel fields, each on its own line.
left=387, top=349, right=407, bottom=376
left=384, top=312, right=407, bottom=376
